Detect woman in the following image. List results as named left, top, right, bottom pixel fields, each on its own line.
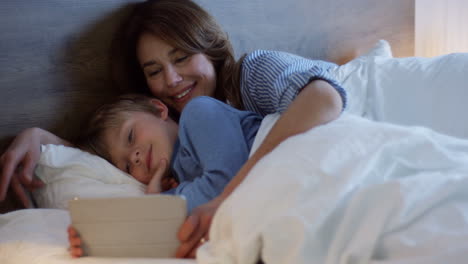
left=0, top=0, right=345, bottom=258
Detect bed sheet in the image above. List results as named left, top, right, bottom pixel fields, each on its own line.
left=0, top=209, right=194, bottom=264
left=198, top=113, right=468, bottom=264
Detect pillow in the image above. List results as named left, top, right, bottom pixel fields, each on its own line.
left=33, top=144, right=145, bottom=210
left=330, top=39, right=393, bottom=117
left=332, top=40, right=468, bottom=139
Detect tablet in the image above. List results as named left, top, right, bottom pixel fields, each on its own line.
left=68, top=195, right=187, bottom=258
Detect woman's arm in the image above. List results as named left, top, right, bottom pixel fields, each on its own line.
left=0, top=127, right=72, bottom=207
left=221, top=80, right=342, bottom=198
left=175, top=79, right=343, bottom=258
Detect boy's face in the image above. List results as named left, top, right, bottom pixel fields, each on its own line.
left=103, top=110, right=177, bottom=184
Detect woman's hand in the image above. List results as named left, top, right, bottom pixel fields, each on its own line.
left=67, top=225, right=84, bottom=258
left=0, top=127, right=71, bottom=207
left=175, top=196, right=223, bottom=258
left=0, top=128, right=44, bottom=207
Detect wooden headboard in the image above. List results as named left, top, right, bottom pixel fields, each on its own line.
left=0, top=0, right=414, bottom=211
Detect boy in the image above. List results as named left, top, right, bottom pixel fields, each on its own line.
left=77, top=93, right=262, bottom=213
left=70, top=94, right=262, bottom=257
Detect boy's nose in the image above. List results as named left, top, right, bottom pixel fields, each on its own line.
left=131, top=150, right=141, bottom=165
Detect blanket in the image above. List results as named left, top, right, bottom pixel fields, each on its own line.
left=198, top=114, right=468, bottom=264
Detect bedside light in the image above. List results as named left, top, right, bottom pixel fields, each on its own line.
left=415, top=0, right=468, bottom=57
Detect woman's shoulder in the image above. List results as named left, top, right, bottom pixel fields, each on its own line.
left=242, top=49, right=313, bottom=75
left=243, top=49, right=303, bottom=65
left=242, top=49, right=336, bottom=77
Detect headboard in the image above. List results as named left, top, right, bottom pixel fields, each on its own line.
left=0, top=0, right=414, bottom=211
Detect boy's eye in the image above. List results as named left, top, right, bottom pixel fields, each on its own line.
left=128, top=129, right=133, bottom=144
left=125, top=163, right=131, bottom=174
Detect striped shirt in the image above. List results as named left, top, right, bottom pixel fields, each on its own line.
left=240, top=50, right=347, bottom=116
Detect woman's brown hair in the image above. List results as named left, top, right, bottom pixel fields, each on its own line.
left=110, top=0, right=244, bottom=109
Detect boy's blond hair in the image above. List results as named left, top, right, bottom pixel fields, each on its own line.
left=77, top=94, right=162, bottom=163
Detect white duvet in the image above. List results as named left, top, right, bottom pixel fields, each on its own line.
left=198, top=113, right=468, bottom=264
left=3, top=113, right=468, bottom=264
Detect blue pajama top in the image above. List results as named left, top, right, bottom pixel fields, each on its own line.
left=163, top=97, right=262, bottom=213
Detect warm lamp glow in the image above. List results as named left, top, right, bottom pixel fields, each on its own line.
left=415, top=0, right=468, bottom=57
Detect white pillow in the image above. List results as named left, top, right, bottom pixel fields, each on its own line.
left=332, top=40, right=468, bottom=139
left=331, top=39, right=393, bottom=117
left=33, top=144, right=145, bottom=209
left=368, top=51, right=468, bottom=138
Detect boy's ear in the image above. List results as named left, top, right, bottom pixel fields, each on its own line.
left=149, top=99, right=169, bottom=120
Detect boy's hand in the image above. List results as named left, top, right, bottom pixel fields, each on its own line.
left=67, top=225, right=83, bottom=258
left=145, top=159, right=168, bottom=194
left=161, top=177, right=179, bottom=191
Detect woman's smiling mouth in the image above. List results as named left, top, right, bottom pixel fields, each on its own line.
left=173, top=84, right=195, bottom=102
left=175, top=88, right=192, bottom=99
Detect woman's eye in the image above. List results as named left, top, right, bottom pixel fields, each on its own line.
left=175, top=55, right=188, bottom=63
left=148, top=69, right=161, bottom=77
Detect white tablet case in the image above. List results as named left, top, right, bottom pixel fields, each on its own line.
left=68, top=195, right=187, bottom=258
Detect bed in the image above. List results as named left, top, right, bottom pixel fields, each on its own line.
left=2, top=0, right=468, bottom=264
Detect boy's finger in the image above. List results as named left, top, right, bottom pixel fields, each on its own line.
left=149, top=159, right=167, bottom=182
left=68, top=227, right=82, bottom=248
left=67, top=226, right=78, bottom=236
left=146, top=159, right=168, bottom=194
left=160, top=178, right=170, bottom=191
left=70, top=247, right=83, bottom=258
left=169, top=178, right=179, bottom=188
left=153, top=159, right=167, bottom=178
left=160, top=177, right=178, bottom=191
left=69, top=236, right=82, bottom=247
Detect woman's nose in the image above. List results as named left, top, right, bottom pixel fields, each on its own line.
left=165, top=66, right=182, bottom=88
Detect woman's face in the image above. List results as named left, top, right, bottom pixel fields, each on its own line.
left=136, top=32, right=217, bottom=113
